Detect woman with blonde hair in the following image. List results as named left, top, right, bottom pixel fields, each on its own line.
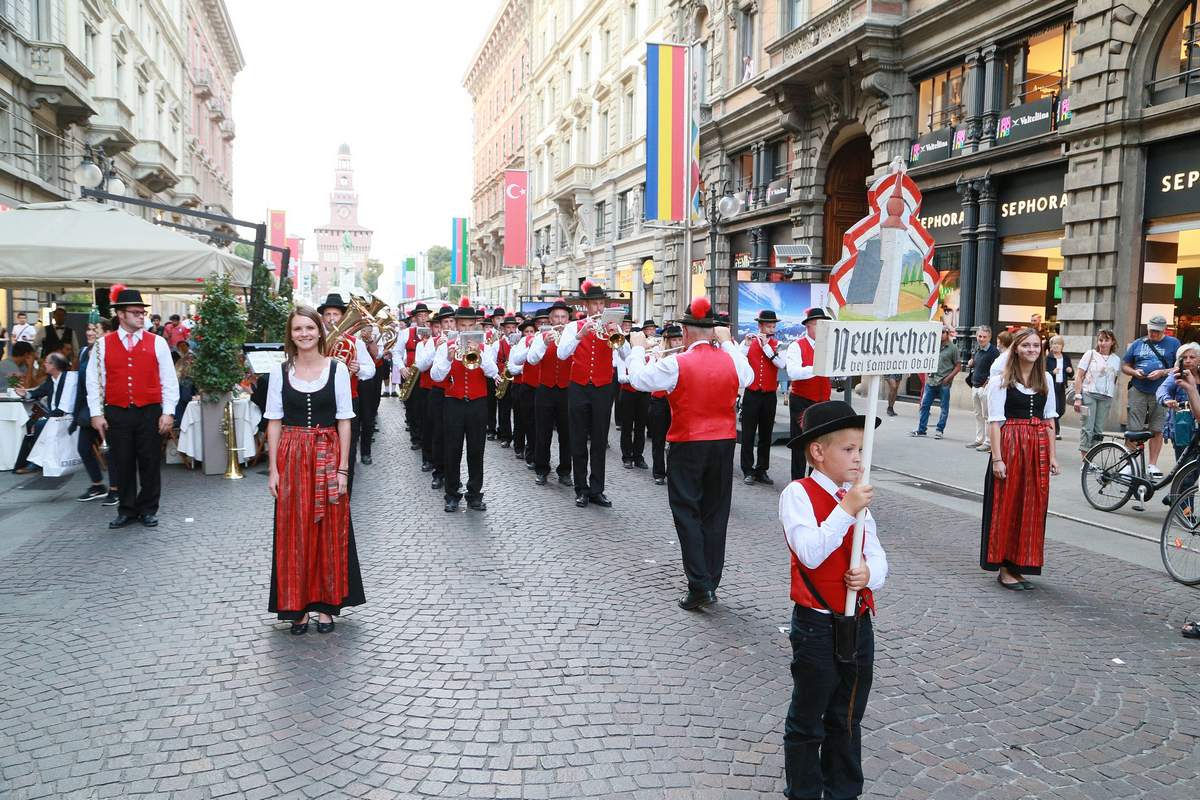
left=265, top=306, right=365, bottom=634
left=1156, top=341, right=1200, bottom=461
left=982, top=327, right=1060, bottom=590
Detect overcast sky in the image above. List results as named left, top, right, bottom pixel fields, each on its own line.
left=227, top=1, right=497, bottom=267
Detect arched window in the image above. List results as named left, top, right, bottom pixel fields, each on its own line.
left=1150, top=1, right=1200, bottom=103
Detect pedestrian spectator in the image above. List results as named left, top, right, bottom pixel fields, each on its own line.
left=1156, top=342, right=1200, bottom=461
left=34, top=307, right=78, bottom=358
left=163, top=314, right=189, bottom=350
left=910, top=327, right=960, bottom=439
left=779, top=400, right=887, bottom=800
left=882, top=374, right=903, bottom=416
left=1, top=341, right=36, bottom=390
left=72, top=322, right=115, bottom=503
left=983, top=327, right=1060, bottom=590
left=1161, top=366, right=1200, bottom=640
left=12, top=352, right=76, bottom=474
left=1045, top=335, right=1073, bottom=441
left=964, top=325, right=999, bottom=452
left=1121, top=315, right=1180, bottom=479
left=9, top=311, right=36, bottom=346
left=989, top=329, right=1014, bottom=381
left=149, top=314, right=165, bottom=337
left=0, top=325, right=7, bottom=360
left=1072, top=329, right=1121, bottom=458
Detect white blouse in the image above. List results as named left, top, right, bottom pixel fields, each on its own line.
left=987, top=372, right=1057, bottom=422
left=263, top=359, right=355, bottom=420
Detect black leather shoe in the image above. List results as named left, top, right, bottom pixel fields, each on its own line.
left=431, top=477, right=444, bottom=490
left=467, top=498, right=486, bottom=511
left=623, top=460, right=634, bottom=469
left=290, top=618, right=309, bottom=635
left=678, top=590, right=714, bottom=611
left=420, top=462, right=433, bottom=472
left=589, top=493, right=613, bottom=508
left=743, top=474, right=756, bottom=485
left=500, top=441, right=511, bottom=449
left=108, top=515, right=137, bottom=529
left=361, top=454, right=373, bottom=465
left=513, top=448, right=524, bottom=459
left=410, top=443, right=422, bottom=451
left=487, top=433, right=497, bottom=441
left=755, top=472, right=775, bottom=486
left=534, top=474, right=548, bottom=486
left=558, top=474, right=573, bottom=487
left=654, top=477, right=665, bottom=485
left=444, top=497, right=460, bottom=512
left=317, top=620, right=335, bottom=634
left=634, top=461, right=649, bottom=470
left=139, top=514, right=159, bottom=528
left=525, top=462, right=536, bottom=470
left=574, top=495, right=589, bottom=508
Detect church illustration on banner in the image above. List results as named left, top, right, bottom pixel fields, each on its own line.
left=825, top=161, right=941, bottom=323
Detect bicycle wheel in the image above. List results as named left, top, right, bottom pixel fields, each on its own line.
left=1166, top=458, right=1200, bottom=508
left=1161, top=488, right=1200, bottom=585
left=1080, top=441, right=1136, bottom=511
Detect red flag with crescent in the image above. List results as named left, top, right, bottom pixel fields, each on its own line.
left=503, top=170, right=528, bottom=267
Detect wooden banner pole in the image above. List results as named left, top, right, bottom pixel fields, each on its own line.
left=844, top=373, right=880, bottom=612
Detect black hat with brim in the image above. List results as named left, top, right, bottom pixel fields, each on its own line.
left=518, top=318, right=536, bottom=331
left=491, top=307, right=506, bottom=318
left=682, top=297, right=717, bottom=329
left=641, top=319, right=657, bottom=330
left=111, top=288, right=148, bottom=309
left=532, top=308, right=551, bottom=321
left=548, top=299, right=571, bottom=313
left=502, top=316, right=517, bottom=325
left=456, top=304, right=481, bottom=320
left=318, top=293, right=348, bottom=314
left=756, top=309, right=779, bottom=323
left=662, top=324, right=683, bottom=338
left=802, top=307, right=833, bottom=325
left=577, top=280, right=607, bottom=300
left=410, top=302, right=431, bottom=315
left=435, top=305, right=455, bottom=321
left=788, top=400, right=880, bottom=451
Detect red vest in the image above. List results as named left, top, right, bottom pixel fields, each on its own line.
left=497, top=338, right=511, bottom=373
left=539, top=337, right=571, bottom=389
left=404, top=327, right=419, bottom=367
left=788, top=478, right=875, bottom=616
left=520, top=334, right=541, bottom=386
left=666, top=344, right=739, bottom=442
left=103, top=330, right=162, bottom=407
left=568, top=326, right=614, bottom=386
left=790, top=338, right=831, bottom=401
left=746, top=336, right=780, bottom=392
left=418, top=340, right=435, bottom=389
left=443, top=356, right=488, bottom=400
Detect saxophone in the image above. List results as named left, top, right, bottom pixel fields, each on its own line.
left=398, top=363, right=421, bottom=401
left=495, top=368, right=513, bottom=399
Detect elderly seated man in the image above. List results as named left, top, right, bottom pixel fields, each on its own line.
left=12, top=352, right=77, bottom=474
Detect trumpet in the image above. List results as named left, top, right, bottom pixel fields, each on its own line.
left=453, top=331, right=484, bottom=369
left=652, top=344, right=686, bottom=360
left=583, top=311, right=626, bottom=349
left=539, top=323, right=566, bottom=343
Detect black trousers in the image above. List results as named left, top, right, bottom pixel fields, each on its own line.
left=513, top=382, right=534, bottom=456
left=425, top=388, right=446, bottom=478
left=443, top=396, right=486, bottom=501
left=77, top=424, right=106, bottom=485
left=496, top=389, right=513, bottom=442
left=14, top=417, right=47, bottom=470
left=534, top=385, right=572, bottom=477
left=790, top=396, right=817, bottom=481
left=405, top=384, right=427, bottom=447
left=486, top=379, right=497, bottom=434
left=618, top=390, right=649, bottom=463
left=357, top=375, right=381, bottom=457
left=784, top=605, right=874, bottom=800
left=568, top=382, right=613, bottom=496
left=106, top=403, right=162, bottom=517
left=740, top=389, right=778, bottom=477
left=647, top=397, right=671, bottom=479
left=347, top=397, right=361, bottom=494
left=666, top=438, right=734, bottom=592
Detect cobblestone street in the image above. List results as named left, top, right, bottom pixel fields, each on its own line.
left=2, top=401, right=1199, bottom=799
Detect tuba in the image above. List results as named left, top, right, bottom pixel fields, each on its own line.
left=324, top=293, right=385, bottom=362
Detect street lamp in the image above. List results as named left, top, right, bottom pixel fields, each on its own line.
left=535, top=244, right=552, bottom=290
left=75, top=145, right=125, bottom=200
left=704, top=180, right=737, bottom=303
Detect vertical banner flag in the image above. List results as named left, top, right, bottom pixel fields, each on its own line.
left=268, top=209, right=287, bottom=272
left=285, top=236, right=302, bottom=276
left=644, top=43, right=687, bottom=222
left=503, top=170, right=528, bottom=267
left=451, top=218, right=470, bottom=286
left=689, top=42, right=702, bottom=222
left=401, top=256, right=417, bottom=299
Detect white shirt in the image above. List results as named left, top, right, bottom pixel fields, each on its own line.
left=555, top=319, right=631, bottom=362
left=526, top=331, right=555, bottom=365
left=785, top=336, right=815, bottom=381
left=10, top=323, right=36, bottom=343
left=740, top=335, right=786, bottom=369
left=779, top=469, right=888, bottom=612
left=626, top=340, right=754, bottom=393
left=430, top=341, right=499, bottom=382
left=989, top=349, right=1009, bottom=380
left=39, top=371, right=78, bottom=413
left=507, top=335, right=529, bottom=374
left=85, top=330, right=181, bottom=418
left=263, top=359, right=355, bottom=420
left=987, top=373, right=1057, bottom=422
left=352, top=337, right=376, bottom=380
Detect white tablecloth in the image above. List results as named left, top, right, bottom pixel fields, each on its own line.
left=0, top=399, right=30, bottom=471
left=177, top=397, right=262, bottom=464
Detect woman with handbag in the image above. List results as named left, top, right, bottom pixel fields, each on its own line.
left=1045, top=336, right=1073, bottom=441
left=1072, top=329, right=1121, bottom=459
left=1155, top=342, right=1200, bottom=461
left=982, top=327, right=1060, bottom=590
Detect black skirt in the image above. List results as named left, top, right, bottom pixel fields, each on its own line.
left=267, top=515, right=366, bottom=621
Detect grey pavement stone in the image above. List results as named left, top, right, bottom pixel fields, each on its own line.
left=0, top=400, right=1197, bottom=798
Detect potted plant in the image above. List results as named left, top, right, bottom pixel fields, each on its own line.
left=191, top=273, right=247, bottom=475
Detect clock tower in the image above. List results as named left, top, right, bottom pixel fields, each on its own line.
left=313, top=144, right=374, bottom=300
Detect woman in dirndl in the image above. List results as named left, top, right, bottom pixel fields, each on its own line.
left=982, top=327, right=1060, bottom=590
left=266, top=306, right=365, bottom=634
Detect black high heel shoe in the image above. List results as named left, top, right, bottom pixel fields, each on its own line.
left=290, top=615, right=309, bottom=635
left=317, top=619, right=335, bottom=634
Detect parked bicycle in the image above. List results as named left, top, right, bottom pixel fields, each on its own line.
left=1080, top=431, right=1200, bottom=512
left=1161, top=487, right=1200, bottom=585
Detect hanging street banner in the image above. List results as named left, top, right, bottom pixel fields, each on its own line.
left=450, top=217, right=469, bottom=286
left=644, top=43, right=688, bottom=222
left=503, top=170, right=528, bottom=267
left=268, top=209, right=287, bottom=272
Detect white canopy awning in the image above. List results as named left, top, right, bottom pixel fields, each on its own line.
left=0, top=200, right=252, bottom=290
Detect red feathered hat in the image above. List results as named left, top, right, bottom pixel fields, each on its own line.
left=682, top=296, right=716, bottom=328
left=577, top=279, right=606, bottom=300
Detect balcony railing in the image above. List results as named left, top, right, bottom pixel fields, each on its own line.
left=26, top=41, right=96, bottom=126
left=192, top=68, right=213, bottom=99
left=208, top=98, right=225, bottom=122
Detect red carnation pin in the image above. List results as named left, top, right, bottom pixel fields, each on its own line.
left=109, top=283, right=127, bottom=304
left=689, top=296, right=711, bottom=319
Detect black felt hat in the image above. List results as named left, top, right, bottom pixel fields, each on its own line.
left=715, top=311, right=731, bottom=327
left=518, top=318, right=536, bottom=331
left=502, top=315, right=517, bottom=326
left=410, top=302, right=431, bottom=315
left=455, top=298, right=480, bottom=320
left=662, top=323, right=683, bottom=338
left=577, top=279, right=607, bottom=300
left=681, top=297, right=717, bottom=329
left=788, top=400, right=880, bottom=451
left=109, top=285, right=148, bottom=309
left=317, top=293, right=348, bottom=314
left=802, top=307, right=832, bottom=325
left=491, top=307, right=506, bottom=318
left=434, top=304, right=454, bottom=321
left=641, top=319, right=657, bottom=330
left=756, top=309, right=779, bottom=323
left=548, top=299, right=571, bottom=313
left=532, top=307, right=551, bottom=321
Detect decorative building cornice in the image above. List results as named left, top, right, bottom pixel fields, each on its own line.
left=198, top=0, right=245, bottom=73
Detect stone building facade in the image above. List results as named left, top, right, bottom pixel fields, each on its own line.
left=464, top=0, right=529, bottom=312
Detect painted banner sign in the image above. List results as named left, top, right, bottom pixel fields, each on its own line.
left=811, top=320, right=943, bottom=378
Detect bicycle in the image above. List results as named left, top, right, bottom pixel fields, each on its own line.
left=1161, top=486, right=1200, bottom=584
left=1080, top=431, right=1200, bottom=512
